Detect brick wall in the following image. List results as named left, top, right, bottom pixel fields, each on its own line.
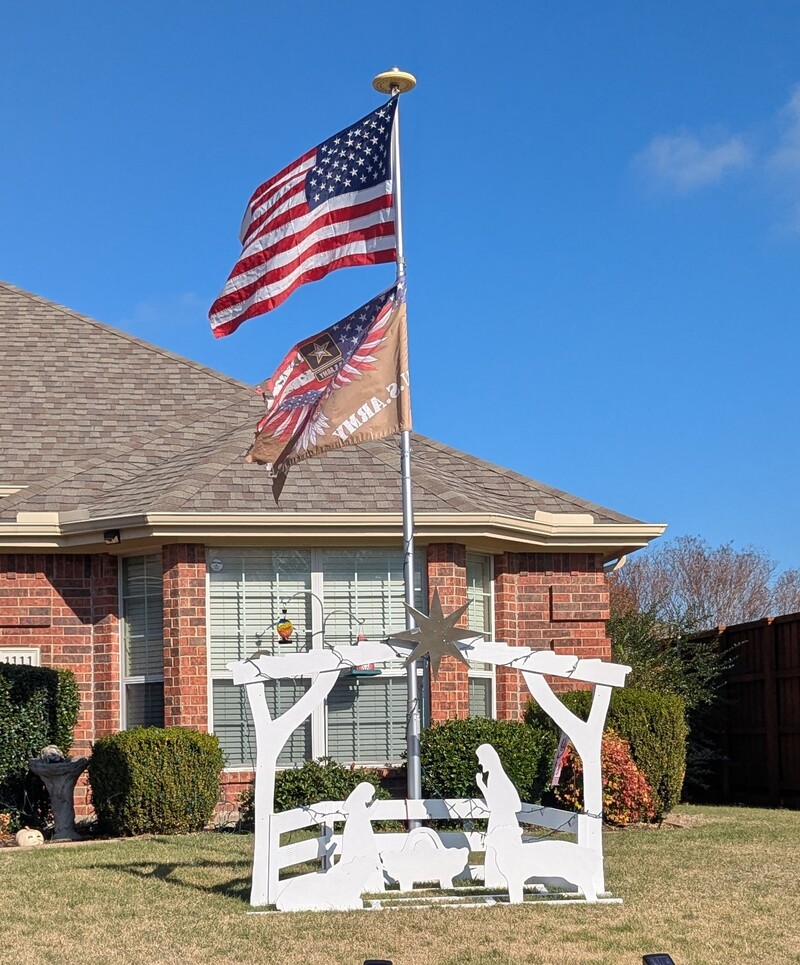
left=0, top=553, right=121, bottom=750
left=0, top=552, right=121, bottom=814
left=426, top=543, right=470, bottom=722
left=494, top=552, right=610, bottom=719
left=162, top=544, right=208, bottom=730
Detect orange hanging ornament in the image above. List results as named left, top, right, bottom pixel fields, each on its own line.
left=276, top=615, right=294, bottom=641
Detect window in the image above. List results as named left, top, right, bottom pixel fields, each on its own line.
left=207, top=547, right=423, bottom=769
left=208, top=549, right=313, bottom=768
left=322, top=548, right=423, bottom=766
left=466, top=552, right=494, bottom=718
left=327, top=674, right=407, bottom=764
left=121, top=554, right=164, bottom=727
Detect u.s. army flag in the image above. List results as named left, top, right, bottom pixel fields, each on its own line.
left=246, top=284, right=411, bottom=474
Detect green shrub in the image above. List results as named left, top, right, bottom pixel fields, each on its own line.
left=525, top=687, right=687, bottom=819
left=420, top=716, right=557, bottom=803
left=239, top=757, right=390, bottom=825
left=0, top=664, right=79, bottom=828
left=89, top=727, right=224, bottom=835
left=554, top=730, right=657, bottom=825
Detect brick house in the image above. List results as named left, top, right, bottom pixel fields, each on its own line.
left=0, top=282, right=664, bottom=805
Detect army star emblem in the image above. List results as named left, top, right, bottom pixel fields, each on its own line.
left=390, top=588, right=474, bottom=677
left=308, top=340, right=334, bottom=364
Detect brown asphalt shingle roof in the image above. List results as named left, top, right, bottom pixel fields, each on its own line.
left=0, top=281, right=639, bottom=524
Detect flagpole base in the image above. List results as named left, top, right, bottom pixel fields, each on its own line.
left=372, top=68, right=417, bottom=95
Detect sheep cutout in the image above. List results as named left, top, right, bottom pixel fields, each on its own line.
left=476, top=743, right=600, bottom=904
left=276, top=854, right=376, bottom=912
left=381, top=827, right=469, bottom=891
left=486, top=825, right=600, bottom=904
left=276, top=782, right=382, bottom=912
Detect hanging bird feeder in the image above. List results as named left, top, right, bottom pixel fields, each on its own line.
left=276, top=608, right=294, bottom=642
left=351, top=630, right=382, bottom=676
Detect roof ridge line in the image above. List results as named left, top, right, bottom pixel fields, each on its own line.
left=369, top=434, right=637, bottom=521
left=97, top=417, right=259, bottom=510
left=413, top=433, right=569, bottom=496
left=0, top=280, right=254, bottom=393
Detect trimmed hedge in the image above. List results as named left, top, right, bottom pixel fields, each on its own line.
left=240, top=757, right=391, bottom=825
left=525, top=687, right=687, bottom=819
left=0, top=664, right=80, bottom=825
left=420, top=716, right=557, bottom=803
left=89, top=727, right=224, bottom=836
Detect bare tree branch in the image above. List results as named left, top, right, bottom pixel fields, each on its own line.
left=613, top=535, right=799, bottom=629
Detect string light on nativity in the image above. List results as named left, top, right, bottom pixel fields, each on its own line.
left=389, top=588, right=476, bottom=677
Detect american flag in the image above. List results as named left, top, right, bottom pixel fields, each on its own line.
left=209, top=100, right=398, bottom=338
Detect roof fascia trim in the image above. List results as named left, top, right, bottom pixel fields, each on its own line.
left=0, top=510, right=667, bottom=554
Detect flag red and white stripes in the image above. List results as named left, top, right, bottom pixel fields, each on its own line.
left=209, top=100, right=397, bottom=338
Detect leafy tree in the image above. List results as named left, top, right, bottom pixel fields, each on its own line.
left=607, top=589, right=727, bottom=714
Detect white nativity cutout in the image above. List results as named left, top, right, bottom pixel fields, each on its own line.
left=228, top=633, right=630, bottom=910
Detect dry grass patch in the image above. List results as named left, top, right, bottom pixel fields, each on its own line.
left=1, top=805, right=799, bottom=965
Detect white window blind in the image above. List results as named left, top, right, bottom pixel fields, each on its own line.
left=322, top=549, right=421, bottom=648
left=208, top=549, right=312, bottom=673
left=208, top=549, right=313, bottom=768
left=327, top=675, right=407, bottom=764
left=466, top=554, right=492, bottom=638
left=212, top=678, right=311, bottom=768
left=322, top=548, right=423, bottom=766
left=468, top=676, right=492, bottom=718
left=121, top=554, right=164, bottom=728
left=466, top=552, right=494, bottom=718
left=207, top=546, right=425, bottom=770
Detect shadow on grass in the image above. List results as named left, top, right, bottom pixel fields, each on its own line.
left=112, top=859, right=252, bottom=904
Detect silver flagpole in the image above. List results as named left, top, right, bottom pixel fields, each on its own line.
left=372, top=67, right=420, bottom=804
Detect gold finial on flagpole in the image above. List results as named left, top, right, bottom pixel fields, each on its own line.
left=372, top=67, right=417, bottom=95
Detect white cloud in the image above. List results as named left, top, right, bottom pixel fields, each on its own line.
left=633, top=86, right=800, bottom=233
left=633, top=131, right=752, bottom=193
left=768, top=85, right=800, bottom=172
left=765, top=86, right=800, bottom=232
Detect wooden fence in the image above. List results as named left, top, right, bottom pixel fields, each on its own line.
left=696, top=612, right=800, bottom=807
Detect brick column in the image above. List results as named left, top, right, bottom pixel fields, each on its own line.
left=91, top=554, right=121, bottom=738
left=427, top=543, right=470, bottom=722
left=162, top=544, right=208, bottom=730
left=494, top=552, right=610, bottom=720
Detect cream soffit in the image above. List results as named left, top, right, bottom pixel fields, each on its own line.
left=0, top=509, right=667, bottom=557
left=0, top=486, right=27, bottom=499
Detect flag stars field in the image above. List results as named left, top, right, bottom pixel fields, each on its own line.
left=208, top=99, right=398, bottom=336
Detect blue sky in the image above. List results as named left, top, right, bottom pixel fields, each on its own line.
left=2, top=2, right=799, bottom=570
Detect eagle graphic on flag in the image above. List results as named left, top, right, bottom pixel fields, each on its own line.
left=246, top=284, right=411, bottom=475
left=209, top=100, right=397, bottom=337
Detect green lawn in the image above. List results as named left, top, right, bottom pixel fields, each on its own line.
left=2, top=805, right=799, bottom=965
